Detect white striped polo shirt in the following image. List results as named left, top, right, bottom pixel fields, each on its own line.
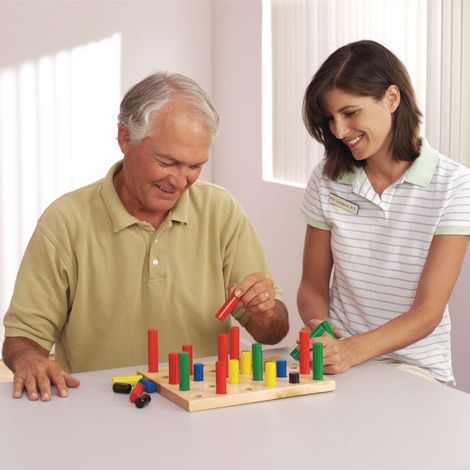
left=300, top=138, right=470, bottom=382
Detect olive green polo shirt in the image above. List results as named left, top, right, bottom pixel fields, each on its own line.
left=4, top=162, right=281, bottom=372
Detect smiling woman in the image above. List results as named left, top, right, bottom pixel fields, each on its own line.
left=303, top=40, right=421, bottom=183
left=297, top=40, right=470, bottom=384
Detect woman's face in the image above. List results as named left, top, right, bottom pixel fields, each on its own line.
left=324, top=86, right=400, bottom=163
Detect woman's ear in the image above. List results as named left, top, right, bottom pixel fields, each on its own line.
left=385, top=85, right=401, bottom=113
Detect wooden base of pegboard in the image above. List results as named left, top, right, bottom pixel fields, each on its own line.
left=138, top=358, right=335, bottom=412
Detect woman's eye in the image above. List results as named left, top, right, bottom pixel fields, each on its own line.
left=344, top=111, right=356, bottom=118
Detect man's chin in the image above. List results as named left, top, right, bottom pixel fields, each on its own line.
left=149, top=198, right=179, bottom=213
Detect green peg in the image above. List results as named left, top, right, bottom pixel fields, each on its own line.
left=252, top=343, right=263, bottom=381
left=179, top=351, right=190, bottom=391
left=313, top=342, right=323, bottom=380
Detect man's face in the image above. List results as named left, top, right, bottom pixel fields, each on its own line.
left=117, top=98, right=211, bottom=217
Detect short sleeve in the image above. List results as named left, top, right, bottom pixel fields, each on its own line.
left=435, top=166, right=470, bottom=235
left=3, top=222, right=72, bottom=351
left=221, top=202, right=283, bottom=326
left=300, top=162, right=331, bottom=230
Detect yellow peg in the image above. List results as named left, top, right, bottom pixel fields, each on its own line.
left=241, top=350, right=252, bottom=376
left=265, top=361, right=276, bottom=388
left=111, top=374, right=143, bottom=385
left=228, top=359, right=240, bottom=384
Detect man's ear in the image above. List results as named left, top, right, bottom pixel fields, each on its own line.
left=385, top=85, right=401, bottom=113
left=117, top=125, right=131, bottom=154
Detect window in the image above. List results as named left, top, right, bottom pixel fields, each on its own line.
left=263, top=0, right=470, bottom=186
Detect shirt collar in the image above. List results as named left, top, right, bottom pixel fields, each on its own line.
left=335, top=137, right=438, bottom=187
left=336, top=164, right=362, bottom=184
left=403, top=137, right=439, bottom=186
left=101, top=160, right=190, bottom=233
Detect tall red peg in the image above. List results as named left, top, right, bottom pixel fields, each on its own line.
left=148, top=328, right=159, bottom=373
left=299, top=330, right=310, bottom=375
left=230, top=326, right=240, bottom=360
left=216, top=360, right=227, bottom=394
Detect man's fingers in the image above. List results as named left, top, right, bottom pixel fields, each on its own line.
left=10, top=357, right=78, bottom=401
left=36, top=372, right=52, bottom=401
left=49, top=368, right=80, bottom=398
left=12, top=376, right=25, bottom=399
left=24, top=375, right=40, bottom=401
left=63, top=372, right=80, bottom=389
left=244, top=283, right=274, bottom=308
left=236, top=273, right=274, bottom=305
left=49, top=370, right=68, bottom=398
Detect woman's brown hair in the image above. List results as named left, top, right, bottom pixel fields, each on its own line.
left=302, top=40, right=422, bottom=180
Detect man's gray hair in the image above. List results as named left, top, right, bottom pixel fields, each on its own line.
left=118, top=72, right=219, bottom=145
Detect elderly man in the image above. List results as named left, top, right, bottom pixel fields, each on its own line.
left=2, top=73, right=289, bottom=401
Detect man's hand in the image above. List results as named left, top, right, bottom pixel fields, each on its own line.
left=232, top=272, right=289, bottom=344
left=232, top=272, right=276, bottom=319
left=2, top=337, right=80, bottom=401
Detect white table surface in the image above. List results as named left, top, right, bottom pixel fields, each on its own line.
left=1, top=348, right=469, bottom=470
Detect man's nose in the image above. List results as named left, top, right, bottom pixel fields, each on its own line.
left=169, top=167, right=189, bottom=189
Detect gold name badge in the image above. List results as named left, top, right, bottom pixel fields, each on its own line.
left=328, top=193, right=359, bottom=215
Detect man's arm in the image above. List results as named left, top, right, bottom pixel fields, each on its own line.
left=2, top=337, right=80, bottom=401
left=233, top=272, right=289, bottom=344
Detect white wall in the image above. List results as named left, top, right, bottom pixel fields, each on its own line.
left=0, top=0, right=213, bottom=340
left=0, top=1, right=212, bottom=90
left=212, top=0, right=305, bottom=351
left=450, top=250, right=470, bottom=392
left=211, top=0, right=470, bottom=393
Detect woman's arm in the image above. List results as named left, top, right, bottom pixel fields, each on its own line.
left=297, top=225, right=334, bottom=326
left=319, top=235, right=470, bottom=373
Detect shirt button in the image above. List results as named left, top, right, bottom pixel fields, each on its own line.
left=154, top=238, right=158, bottom=244
left=152, top=259, right=159, bottom=266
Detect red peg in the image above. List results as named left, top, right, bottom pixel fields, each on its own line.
left=129, top=382, right=145, bottom=403
left=148, top=328, right=159, bottom=373
left=218, top=333, right=228, bottom=362
left=182, top=344, right=193, bottom=375
left=299, top=330, right=310, bottom=375
left=215, top=292, right=241, bottom=321
left=230, top=326, right=240, bottom=360
left=216, top=360, right=227, bottom=394
left=169, top=352, right=179, bottom=385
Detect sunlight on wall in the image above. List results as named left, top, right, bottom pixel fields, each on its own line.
left=0, top=33, right=121, bottom=336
